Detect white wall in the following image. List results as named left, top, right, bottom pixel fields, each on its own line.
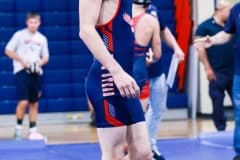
left=196, top=0, right=215, bottom=24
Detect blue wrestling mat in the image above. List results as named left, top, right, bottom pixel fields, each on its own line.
left=0, top=131, right=235, bottom=160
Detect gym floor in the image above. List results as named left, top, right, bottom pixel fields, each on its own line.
left=0, top=112, right=234, bottom=144
left=0, top=113, right=235, bottom=160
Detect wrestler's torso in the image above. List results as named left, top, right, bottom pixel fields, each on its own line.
left=132, top=13, right=151, bottom=88
left=86, top=0, right=134, bottom=101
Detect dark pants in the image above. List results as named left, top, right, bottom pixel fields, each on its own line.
left=209, top=73, right=233, bottom=131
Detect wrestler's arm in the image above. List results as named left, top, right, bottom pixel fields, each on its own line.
left=209, top=31, right=232, bottom=45
left=79, top=0, right=140, bottom=98
left=79, top=0, right=122, bottom=74
left=145, top=15, right=161, bottom=65
left=161, top=27, right=184, bottom=60
left=194, top=31, right=232, bottom=49
left=151, top=17, right=162, bottom=61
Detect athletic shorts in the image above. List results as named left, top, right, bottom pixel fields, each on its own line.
left=86, top=61, right=145, bottom=128
left=89, top=96, right=145, bottom=128
left=15, top=70, right=41, bottom=103
left=139, top=81, right=150, bottom=100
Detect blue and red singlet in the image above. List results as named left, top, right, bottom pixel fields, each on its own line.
left=85, top=0, right=145, bottom=128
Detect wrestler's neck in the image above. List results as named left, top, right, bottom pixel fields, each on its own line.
left=133, top=4, right=146, bottom=17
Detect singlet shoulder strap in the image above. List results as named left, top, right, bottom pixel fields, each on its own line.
left=132, top=13, right=146, bottom=30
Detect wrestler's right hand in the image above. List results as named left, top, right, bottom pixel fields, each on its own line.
left=111, top=69, right=140, bottom=98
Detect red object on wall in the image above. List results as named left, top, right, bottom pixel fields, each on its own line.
left=174, top=0, right=193, bottom=91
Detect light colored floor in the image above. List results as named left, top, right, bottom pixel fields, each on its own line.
left=0, top=115, right=234, bottom=144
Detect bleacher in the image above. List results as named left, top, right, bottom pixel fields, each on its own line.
left=0, top=0, right=91, bottom=113
left=0, top=0, right=187, bottom=114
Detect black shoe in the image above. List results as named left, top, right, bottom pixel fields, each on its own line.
left=216, top=125, right=226, bottom=131
left=234, top=155, right=240, bottom=160
left=152, top=150, right=166, bottom=160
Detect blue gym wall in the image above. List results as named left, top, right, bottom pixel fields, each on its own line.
left=0, top=0, right=187, bottom=114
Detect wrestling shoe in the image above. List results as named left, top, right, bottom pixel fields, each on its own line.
left=152, top=149, right=166, bottom=160
left=28, top=127, right=47, bottom=143
left=233, top=155, right=240, bottom=160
